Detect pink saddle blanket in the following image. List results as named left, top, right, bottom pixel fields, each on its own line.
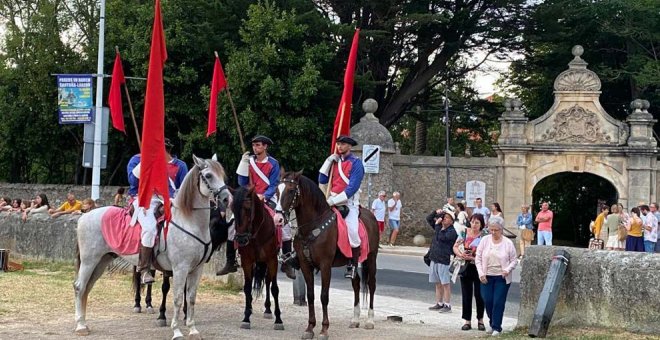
left=101, top=207, right=142, bottom=255
left=333, top=208, right=369, bottom=263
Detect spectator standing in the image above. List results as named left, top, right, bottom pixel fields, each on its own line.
left=625, top=207, right=644, bottom=252
left=454, top=203, right=469, bottom=235
left=475, top=219, right=518, bottom=336
left=22, top=194, right=50, bottom=222
left=641, top=205, right=658, bottom=253
left=113, top=187, right=126, bottom=207
left=387, top=192, right=402, bottom=247
left=473, top=198, right=491, bottom=224
left=49, top=192, right=82, bottom=218
left=516, top=205, right=533, bottom=258
left=371, top=191, right=387, bottom=240
left=443, top=197, right=456, bottom=213
left=490, top=203, right=503, bottom=224
left=534, top=202, right=554, bottom=245
left=592, top=206, right=609, bottom=241
left=427, top=209, right=458, bottom=313
left=453, top=213, right=486, bottom=331
left=652, top=203, right=660, bottom=253
left=604, top=204, right=623, bottom=250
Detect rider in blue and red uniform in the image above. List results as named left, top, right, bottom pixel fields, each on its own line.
left=319, top=135, right=365, bottom=279
left=127, top=138, right=188, bottom=284
left=217, top=135, right=295, bottom=279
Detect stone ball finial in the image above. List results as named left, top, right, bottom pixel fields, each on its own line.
left=362, top=98, right=378, bottom=114
left=631, top=99, right=643, bottom=110
left=572, top=45, right=584, bottom=57
left=641, top=99, right=650, bottom=110
left=511, top=98, right=522, bottom=110
left=504, top=98, right=512, bottom=111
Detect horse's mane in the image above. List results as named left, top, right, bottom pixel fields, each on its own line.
left=175, top=165, right=200, bottom=217
left=233, top=186, right=270, bottom=234
left=296, top=174, right=331, bottom=214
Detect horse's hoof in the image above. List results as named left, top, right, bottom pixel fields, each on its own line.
left=349, top=322, right=359, bottom=328
left=156, top=318, right=168, bottom=327
left=133, top=306, right=141, bottom=313
left=319, top=335, right=329, bottom=340
left=74, top=326, right=90, bottom=336
left=274, top=323, right=285, bottom=330
left=187, top=333, right=202, bottom=340
left=301, top=331, right=314, bottom=339
left=263, top=312, right=273, bottom=319
left=240, top=322, right=251, bottom=329
left=146, top=306, right=155, bottom=314
left=364, top=322, right=375, bottom=330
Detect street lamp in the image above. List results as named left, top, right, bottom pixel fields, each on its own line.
left=444, top=87, right=450, bottom=199
left=91, top=0, right=107, bottom=200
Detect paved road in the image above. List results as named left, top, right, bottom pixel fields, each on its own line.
left=279, top=252, right=521, bottom=318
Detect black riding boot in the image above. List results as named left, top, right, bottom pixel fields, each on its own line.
left=216, top=240, right=238, bottom=276
left=344, top=247, right=360, bottom=279
left=280, top=240, right=296, bottom=280
left=137, top=246, right=155, bottom=284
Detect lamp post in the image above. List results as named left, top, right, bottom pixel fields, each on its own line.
left=444, top=87, right=450, bottom=199
left=91, top=0, right=106, bottom=200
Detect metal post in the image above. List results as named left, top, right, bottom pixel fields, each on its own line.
left=91, top=0, right=107, bottom=200
left=444, top=87, right=450, bottom=198
left=528, top=249, right=571, bottom=338
left=367, top=173, right=372, bottom=208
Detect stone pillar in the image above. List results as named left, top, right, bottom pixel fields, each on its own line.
left=626, top=99, right=657, bottom=205
left=350, top=99, right=396, bottom=207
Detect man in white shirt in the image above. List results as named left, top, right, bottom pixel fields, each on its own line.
left=472, top=197, right=490, bottom=224
left=371, top=191, right=387, bottom=239
left=387, top=192, right=403, bottom=246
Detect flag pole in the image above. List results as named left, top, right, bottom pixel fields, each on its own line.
left=215, top=51, right=246, bottom=153
left=116, top=46, right=141, bottom=150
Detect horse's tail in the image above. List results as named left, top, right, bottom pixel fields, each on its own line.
left=252, top=262, right=267, bottom=299
left=361, top=258, right=369, bottom=310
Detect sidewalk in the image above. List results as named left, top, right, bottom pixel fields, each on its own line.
left=378, top=244, right=428, bottom=256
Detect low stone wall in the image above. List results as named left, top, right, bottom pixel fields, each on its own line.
left=518, top=246, right=660, bottom=335
left=0, top=183, right=121, bottom=207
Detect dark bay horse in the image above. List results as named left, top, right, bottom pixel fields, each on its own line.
left=232, top=186, right=284, bottom=331
left=132, top=201, right=232, bottom=326
left=275, top=171, right=379, bottom=340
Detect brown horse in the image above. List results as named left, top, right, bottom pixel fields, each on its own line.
left=232, top=185, right=284, bottom=331
left=275, top=171, right=379, bottom=340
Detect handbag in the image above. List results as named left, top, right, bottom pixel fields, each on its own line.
left=617, top=225, right=628, bottom=241
left=522, top=229, right=534, bottom=241
left=423, top=249, right=431, bottom=266
left=588, top=238, right=604, bottom=250
left=448, top=256, right=467, bottom=275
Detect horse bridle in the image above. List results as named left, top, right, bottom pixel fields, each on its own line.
left=234, top=197, right=267, bottom=247
left=277, top=178, right=300, bottom=215
left=198, top=165, right=229, bottom=211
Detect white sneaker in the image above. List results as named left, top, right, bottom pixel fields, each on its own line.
left=491, top=330, right=501, bottom=337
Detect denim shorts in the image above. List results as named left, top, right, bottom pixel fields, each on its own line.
left=388, top=219, right=400, bottom=230
left=429, top=261, right=451, bottom=284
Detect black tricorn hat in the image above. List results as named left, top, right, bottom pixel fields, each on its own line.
left=251, top=135, right=273, bottom=145
left=336, top=135, right=357, bottom=146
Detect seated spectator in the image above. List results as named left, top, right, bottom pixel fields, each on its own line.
left=72, top=198, right=96, bottom=215
left=0, top=197, right=11, bottom=211
left=113, top=187, right=126, bottom=207
left=9, top=199, right=22, bottom=212
left=22, top=194, right=50, bottom=221
left=49, top=192, right=82, bottom=218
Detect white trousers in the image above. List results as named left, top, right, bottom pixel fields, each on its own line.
left=131, top=197, right=160, bottom=248
left=344, top=195, right=361, bottom=248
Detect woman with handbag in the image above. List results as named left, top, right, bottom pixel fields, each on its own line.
left=605, top=204, right=624, bottom=250
left=625, top=207, right=644, bottom=252
left=453, top=213, right=486, bottom=331
left=475, top=219, right=518, bottom=336
left=516, top=205, right=533, bottom=258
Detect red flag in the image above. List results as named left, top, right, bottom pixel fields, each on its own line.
left=138, top=0, right=171, bottom=220
left=108, top=51, right=126, bottom=133
left=207, top=56, right=228, bottom=137
left=330, top=28, right=360, bottom=153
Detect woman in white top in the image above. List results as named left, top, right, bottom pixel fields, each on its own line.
left=490, top=202, right=503, bottom=223
left=22, top=194, right=50, bottom=222
left=475, top=219, right=517, bottom=336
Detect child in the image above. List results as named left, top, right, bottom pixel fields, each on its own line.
left=73, top=198, right=96, bottom=215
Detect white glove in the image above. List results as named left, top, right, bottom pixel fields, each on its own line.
left=326, top=192, right=348, bottom=206
left=236, top=152, right=251, bottom=177
left=131, top=163, right=141, bottom=179
left=319, top=154, right=340, bottom=176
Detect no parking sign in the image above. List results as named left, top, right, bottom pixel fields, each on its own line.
left=362, top=144, right=380, bottom=174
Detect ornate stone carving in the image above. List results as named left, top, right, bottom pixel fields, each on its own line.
left=553, top=45, right=602, bottom=91
left=540, top=105, right=611, bottom=143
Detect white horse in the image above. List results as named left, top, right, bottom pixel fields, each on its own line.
left=74, top=155, right=231, bottom=340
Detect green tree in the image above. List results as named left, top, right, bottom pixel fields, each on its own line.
left=503, top=0, right=659, bottom=120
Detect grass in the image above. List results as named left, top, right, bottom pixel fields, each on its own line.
left=499, top=327, right=660, bottom=340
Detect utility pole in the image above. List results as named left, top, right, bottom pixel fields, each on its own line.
left=91, top=0, right=106, bottom=200
left=444, top=87, right=450, bottom=199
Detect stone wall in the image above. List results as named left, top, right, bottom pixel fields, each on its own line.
left=363, top=154, right=499, bottom=242
left=0, top=183, right=122, bottom=207
left=518, top=246, right=660, bottom=335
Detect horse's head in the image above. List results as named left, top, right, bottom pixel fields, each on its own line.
left=232, top=186, right=261, bottom=247
left=275, top=170, right=302, bottom=216
left=192, top=154, right=232, bottom=219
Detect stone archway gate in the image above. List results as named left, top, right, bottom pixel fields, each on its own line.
left=495, top=45, right=657, bottom=225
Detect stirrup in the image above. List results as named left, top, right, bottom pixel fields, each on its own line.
left=344, top=265, right=356, bottom=279
left=141, top=271, right=155, bottom=284
left=280, top=251, right=300, bottom=270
